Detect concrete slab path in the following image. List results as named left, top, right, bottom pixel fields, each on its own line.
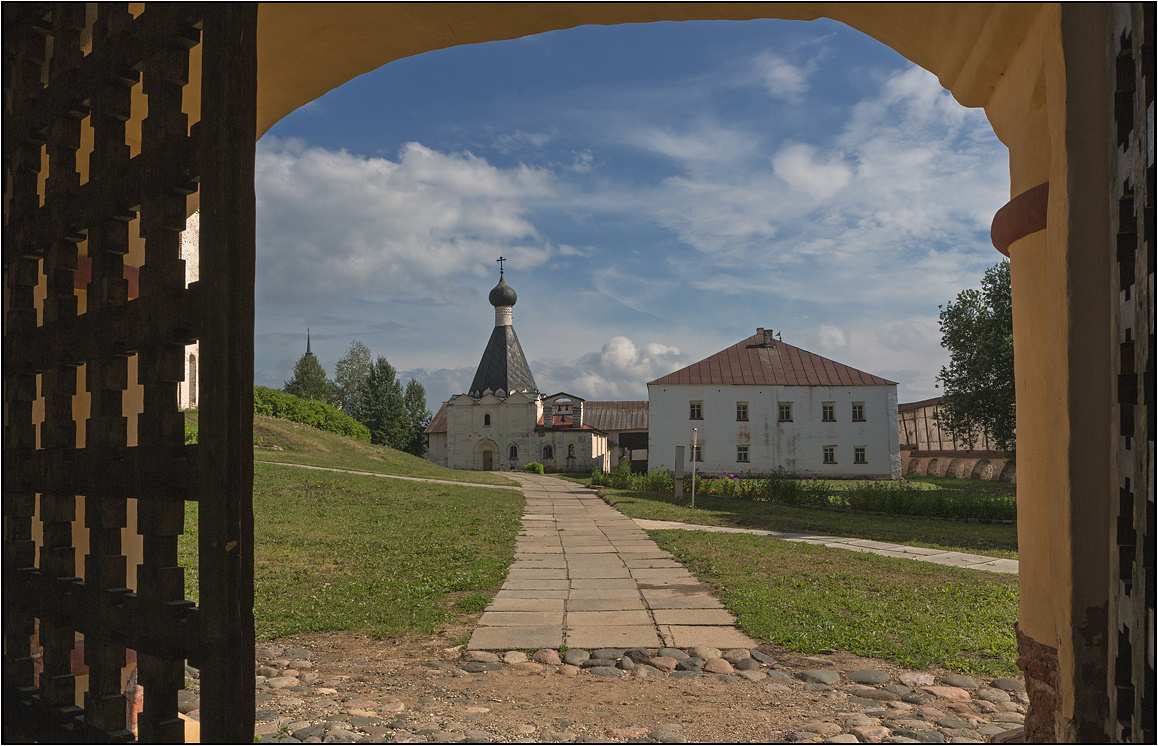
left=632, top=518, right=1019, bottom=574
left=469, top=473, right=758, bottom=651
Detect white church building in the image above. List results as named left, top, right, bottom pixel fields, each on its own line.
left=648, top=328, right=901, bottom=479
left=424, top=270, right=610, bottom=473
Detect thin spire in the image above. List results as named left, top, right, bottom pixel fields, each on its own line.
left=497, top=255, right=506, bottom=277
left=306, top=328, right=312, bottom=356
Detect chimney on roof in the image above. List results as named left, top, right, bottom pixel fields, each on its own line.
left=758, top=327, right=775, bottom=346
left=573, top=401, right=584, bottom=428
left=543, top=399, right=554, bottom=427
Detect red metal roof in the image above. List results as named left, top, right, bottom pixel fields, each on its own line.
left=648, top=333, right=896, bottom=387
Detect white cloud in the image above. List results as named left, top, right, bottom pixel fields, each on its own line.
left=588, top=64, right=1007, bottom=311
left=772, top=142, right=854, bottom=199
left=255, top=138, right=556, bottom=308
left=818, top=324, right=849, bottom=352
left=534, top=336, right=688, bottom=400
left=622, top=120, right=758, bottom=165
left=493, top=130, right=553, bottom=154
left=754, top=52, right=811, bottom=99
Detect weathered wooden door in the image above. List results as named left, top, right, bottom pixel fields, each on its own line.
left=483, top=450, right=494, bottom=470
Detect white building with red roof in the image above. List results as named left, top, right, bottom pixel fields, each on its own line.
left=647, top=328, right=900, bottom=479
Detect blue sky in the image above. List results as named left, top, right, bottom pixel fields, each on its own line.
left=253, top=19, right=1010, bottom=409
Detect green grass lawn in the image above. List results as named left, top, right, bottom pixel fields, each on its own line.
left=651, top=529, right=1019, bottom=676
left=179, top=461, right=523, bottom=639
left=251, top=414, right=517, bottom=486
left=601, top=488, right=1018, bottom=559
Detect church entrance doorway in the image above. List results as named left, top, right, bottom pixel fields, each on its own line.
left=482, top=450, right=493, bottom=470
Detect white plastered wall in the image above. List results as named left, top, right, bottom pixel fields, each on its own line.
left=648, top=383, right=899, bottom=478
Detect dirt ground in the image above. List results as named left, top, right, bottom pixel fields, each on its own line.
left=253, top=623, right=1024, bottom=743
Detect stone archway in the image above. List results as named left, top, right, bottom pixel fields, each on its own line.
left=476, top=439, right=498, bottom=471
left=6, top=4, right=1144, bottom=742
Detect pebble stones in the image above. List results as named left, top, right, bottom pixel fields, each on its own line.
left=798, top=670, right=842, bottom=685
left=849, top=670, right=891, bottom=685
left=250, top=641, right=1029, bottom=744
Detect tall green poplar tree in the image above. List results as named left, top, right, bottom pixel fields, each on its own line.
left=936, top=261, right=1015, bottom=454
left=334, top=340, right=373, bottom=421
left=403, top=378, right=432, bottom=457
left=363, top=356, right=407, bottom=449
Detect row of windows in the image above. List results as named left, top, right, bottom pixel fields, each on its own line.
left=690, top=400, right=866, bottom=422
left=691, top=444, right=868, bottom=464
left=507, top=444, right=577, bottom=460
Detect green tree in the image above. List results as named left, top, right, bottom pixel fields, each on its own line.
left=403, top=378, right=432, bottom=457
left=363, top=355, right=407, bottom=449
left=936, top=260, right=1015, bottom=453
left=334, top=340, right=372, bottom=421
left=284, top=351, right=335, bottom=403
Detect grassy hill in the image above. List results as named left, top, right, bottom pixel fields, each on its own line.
left=251, top=414, right=516, bottom=486
left=179, top=413, right=523, bottom=638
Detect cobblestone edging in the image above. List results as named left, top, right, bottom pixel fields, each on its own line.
left=178, top=643, right=1028, bottom=743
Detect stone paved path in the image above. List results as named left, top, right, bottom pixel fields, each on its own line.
left=469, top=474, right=758, bottom=651
left=632, top=519, right=1019, bottom=574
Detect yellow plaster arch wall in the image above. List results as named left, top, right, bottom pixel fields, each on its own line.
left=41, top=3, right=1109, bottom=738
left=253, top=1, right=1086, bottom=723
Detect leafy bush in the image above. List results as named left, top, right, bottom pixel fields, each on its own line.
left=607, top=465, right=1015, bottom=522
left=253, top=386, right=371, bottom=442
left=591, top=467, right=674, bottom=492
left=521, top=461, right=545, bottom=474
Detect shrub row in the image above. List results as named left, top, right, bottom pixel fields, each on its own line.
left=253, top=386, right=371, bottom=442
left=592, top=463, right=1015, bottom=522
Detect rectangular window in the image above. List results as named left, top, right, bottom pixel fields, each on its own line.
left=778, top=403, right=793, bottom=422
left=822, top=403, right=836, bottom=422
left=854, top=446, right=866, bottom=464
left=852, top=402, right=865, bottom=421
left=736, top=402, right=748, bottom=421
left=690, top=401, right=703, bottom=420
left=823, top=446, right=836, bottom=464
left=691, top=444, right=704, bottom=462
left=737, top=445, right=749, bottom=463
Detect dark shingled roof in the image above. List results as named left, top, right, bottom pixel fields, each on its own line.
left=424, top=403, right=448, bottom=434
left=648, top=333, right=896, bottom=387
left=583, top=401, right=649, bottom=431
left=469, top=324, right=538, bottom=397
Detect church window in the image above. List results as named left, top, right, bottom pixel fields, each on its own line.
left=852, top=403, right=865, bottom=421
left=567, top=443, right=575, bottom=457
left=509, top=444, right=518, bottom=459
left=736, top=445, right=749, bottom=463
left=736, top=402, right=748, bottom=421
left=484, top=413, right=491, bottom=426
left=543, top=445, right=554, bottom=459
left=822, top=403, right=836, bottom=422
left=778, top=403, right=792, bottom=422
left=691, top=445, right=704, bottom=462
left=823, top=446, right=836, bottom=464
left=690, top=401, right=703, bottom=420
left=854, top=446, right=867, bottom=464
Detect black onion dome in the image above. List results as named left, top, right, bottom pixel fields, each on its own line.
left=488, top=276, right=518, bottom=307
